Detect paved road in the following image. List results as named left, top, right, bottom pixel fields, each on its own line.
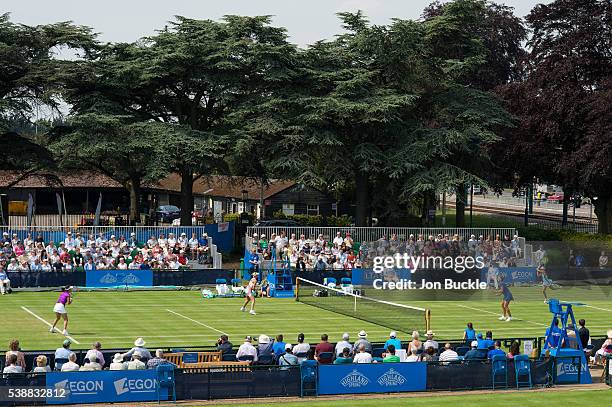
left=448, top=190, right=594, bottom=219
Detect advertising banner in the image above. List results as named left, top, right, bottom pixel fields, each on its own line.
left=85, top=270, right=153, bottom=288
left=46, top=370, right=167, bottom=404
left=480, top=267, right=537, bottom=285
left=318, top=362, right=426, bottom=395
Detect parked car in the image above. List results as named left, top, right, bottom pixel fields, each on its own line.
left=155, top=205, right=181, bottom=222
left=255, top=219, right=300, bottom=227
left=547, top=193, right=564, bottom=203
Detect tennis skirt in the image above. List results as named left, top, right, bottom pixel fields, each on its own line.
left=53, top=303, right=67, bottom=314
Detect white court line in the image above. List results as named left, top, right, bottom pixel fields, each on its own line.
left=21, top=306, right=81, bottom=344
left=166, top=309, right=228, bottom=336
left=585, top=305, right=612, bottom=312
left=457, top=304, right=548, bottom=327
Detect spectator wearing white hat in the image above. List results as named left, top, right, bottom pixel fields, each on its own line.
left=352, top=330, right=372, bottom=354
left=384, top=331, right=401, bottom=351
left=278, top=344, right=298, bottom=369
left=236, top=336, right=258, bottom=363
left=335, top=333, right=352, bottom=357
left=463, top=341, right=482, bottom=361
left=123, top=337, right=151, bottom=360
left=423, top=330, right=439, bottom=350
left=110, top=353, right=127, bottom=370
left=127, top=351, right=146, bottom=370
left=257, top=334, right=275, bottom=362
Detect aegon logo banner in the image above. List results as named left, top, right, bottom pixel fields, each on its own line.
left=113, top=378, right=157, bottom=395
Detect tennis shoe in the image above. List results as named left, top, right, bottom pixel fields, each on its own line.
left=250, top=310, right=256, bottom=315
left=498, top=316, right=505, bottom=320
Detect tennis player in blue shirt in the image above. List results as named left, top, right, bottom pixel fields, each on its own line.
left=497, top=276, right=514, bottom=322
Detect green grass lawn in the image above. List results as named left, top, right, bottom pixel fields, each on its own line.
left=2, top=287, right=611, bottom=351
left=226, top=389, right=612, bottom=407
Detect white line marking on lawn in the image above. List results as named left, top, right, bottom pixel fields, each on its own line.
left=166, top=309, right=228, bottom=336
left=21, top=306, right=81, bottom=344
left=585, top=305, right=612, bottom=312
left=457, top=304, right=547, bottom=327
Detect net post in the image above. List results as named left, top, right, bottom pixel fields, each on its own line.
left=425, top=308, right=431, bottom=332
left=295, top=277, right=300, bottom=301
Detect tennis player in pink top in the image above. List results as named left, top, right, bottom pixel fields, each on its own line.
left=50, top=286, right=73, bottom=336
left=240, top=273, right=258, bottom=315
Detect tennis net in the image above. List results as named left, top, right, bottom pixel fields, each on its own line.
left=295, top=277, right=431, bottom=334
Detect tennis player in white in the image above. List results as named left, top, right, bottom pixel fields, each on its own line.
left=240, top=273, right=258, bottom=315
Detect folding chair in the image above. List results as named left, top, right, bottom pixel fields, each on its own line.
left=514, top=354, right=532, bottom=389
left=491, top=354, right=508, bottom=389
left=156, top=363, right=176, bottom=403
left=300, top=360, right=318, bottom=397
left=317, top=352, right=334, bottom=365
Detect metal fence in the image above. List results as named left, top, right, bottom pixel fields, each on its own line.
left=246, top=226, right=518, bottom=243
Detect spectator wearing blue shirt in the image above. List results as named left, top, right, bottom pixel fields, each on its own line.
left=487, top=341, right=506, bottom=359
left=248, top=250, right=260, bottom=273
left=483, top=331, right=495, bottom=349
left=0, top=269, right=11, bottom=295
left=463, top=322, right=476, bottom=344
left=272, top=334, right=286, bottom=358
left=476, top=333, right=487, bottom=349
left=197, top=233, right=209, bottom=263
left=463, top=341, right=484, bottom=361
left=384, top=331, right=401, bottom=351
left=546, top=318, right=563, bottom=349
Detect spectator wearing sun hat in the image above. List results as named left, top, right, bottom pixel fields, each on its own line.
left=385, top=331, right=402, bottom=351
left=352, top=330, right=372, bottom=354
left=110, top=353, right=127, bottom=370
left=423, top=330, right=439, bottom=350
left=123, top=337, right=151, bottom=360
left=257, top=335, right=275, bottom=361
left=127, top=351, right=146, bottom=370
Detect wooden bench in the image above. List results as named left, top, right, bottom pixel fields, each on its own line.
left=180, top=360, right=251, bottom=373
left=164, top=351, right=223, bottom=369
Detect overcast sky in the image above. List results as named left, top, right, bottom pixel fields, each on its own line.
left=5, top=0, right=548, bottom=47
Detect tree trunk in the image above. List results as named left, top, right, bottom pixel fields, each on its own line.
left=594, top=194, right=612, bottom=235
left=180, top=170, right=194, bottom=226
left=455, top=183, right=466, bottom=227
left=125, top=178, right=141, bottom=225
left=562, top=192, right=570, bottom=227
left=355, top=171, right=369, bottom=226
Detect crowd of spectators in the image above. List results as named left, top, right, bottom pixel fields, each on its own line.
left=249, top=231, right=523, bottom=272
left=0, top=230, right=210, bottom=282
left=3, top=323, right=610, bottom=376
left=3, top=337, right=172, bottom=374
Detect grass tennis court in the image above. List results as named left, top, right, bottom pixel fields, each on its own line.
left=226, top=388, right=612, bottom=406
left=2, top=287, right=611, bottom=351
